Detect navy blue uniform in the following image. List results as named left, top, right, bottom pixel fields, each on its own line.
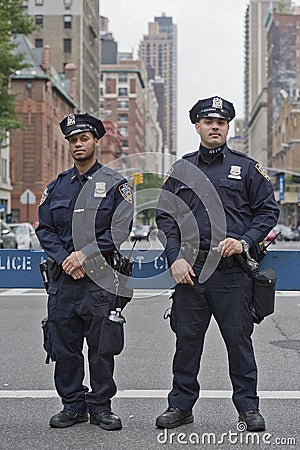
left=156, top=145, right=279, bottom=413
left=36, top=160, right=133, bottom=415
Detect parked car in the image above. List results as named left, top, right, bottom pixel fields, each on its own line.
left=9, top=222, right=41, bottom=249
left=0, top=220, right=18, bottom=249
left=130, top=225, right=151, bottom=241
left=274, top=224, right=297, bottom=241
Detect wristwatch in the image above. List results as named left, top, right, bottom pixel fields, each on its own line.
left=239, top=239, right=249, bottom=254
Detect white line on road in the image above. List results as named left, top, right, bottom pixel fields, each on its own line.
left=0, top=390, right=299, bottom=399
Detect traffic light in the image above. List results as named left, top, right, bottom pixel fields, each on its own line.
left=133, top=173, right=144, bottom=185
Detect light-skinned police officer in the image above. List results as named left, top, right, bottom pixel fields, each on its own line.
left=155, top=97, right=279, bottom=431
left=36, top=113, right=133, bottom=430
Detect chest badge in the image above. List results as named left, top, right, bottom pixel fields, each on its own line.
left=94, top=182, right=106, bottom=198
left=228, top=165, right=242, bottom=180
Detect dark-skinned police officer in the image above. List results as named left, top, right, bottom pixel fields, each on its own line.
left=36, top=113, right=133, bottom=430
left=155, top=97, right=279, bottom=431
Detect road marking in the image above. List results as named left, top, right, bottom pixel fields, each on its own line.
left=0, top=288, right=36, bottom=296
left=0, top=289, right=299, bottom=297
left=0, top=390, right=299, bottom=399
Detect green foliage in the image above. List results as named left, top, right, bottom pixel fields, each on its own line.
left=135, top=172, right=164, bottom=191
left=0, top=0, right=35, bottom=147
left=135, top=172, right=164, bottom=223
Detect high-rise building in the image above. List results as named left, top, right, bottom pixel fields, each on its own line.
left=139, top=13, right=177, bottom=156
left=24, top=0, right=100, bottom=114
left=266, top=9, right=300, bottom=164
left=244, top=0, right=291, bottom=165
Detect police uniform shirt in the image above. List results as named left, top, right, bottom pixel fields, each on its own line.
left=36, top=161, right=133, bottom=265
left=156, top=145, right=279, bottom=265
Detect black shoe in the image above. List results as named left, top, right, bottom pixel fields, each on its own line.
left=90, top=411, right=122, bottom=430
left=49, top=409, right=88, bottom=428
left=156, top=407, right=194, bottom=429
left=238, top=409, right=265, bottom=432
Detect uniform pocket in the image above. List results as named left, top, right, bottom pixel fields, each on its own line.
left=100, top=318, right=124, bottom=356
left=49, top=199, right=71, bottom=225
left=89, top=285, right=114, bottom=307
left=47, top=285, right=58, bottom=309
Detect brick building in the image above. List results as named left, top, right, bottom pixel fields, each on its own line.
left=10, top=35, right=77, bottom=223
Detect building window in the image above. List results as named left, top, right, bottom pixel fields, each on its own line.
left=119, top=127, right=128, bottom=137
left=64, top=15, right=72, bottom=29
left=118, top=74, right=128, bottom=83
left=106, top=100, right=111, bottom=107
left=35, top=0, right=44, bottom=5
left=64, top=38, right=72, bottom=53
left=1, top=158, right=7, bottom=183
left=64, top=0, right=72, bottom=6
left=118, top=114, right=128, bottom=122
left=35, top=38, right=43, bottom=48
left=122, top=139, right=128, bottom=148
left=35, top=15, right=43, bottom=26
left=118, top=87, right=128, bottom=96
left=118, top=100, right=128, bottom=109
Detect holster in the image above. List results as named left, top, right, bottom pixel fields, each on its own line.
left=41, top=317, right=56, bottom=364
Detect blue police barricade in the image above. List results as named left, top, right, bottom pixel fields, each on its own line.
left=0, top=249, right=299, bottom=291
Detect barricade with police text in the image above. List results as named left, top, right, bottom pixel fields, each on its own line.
left=0, top=249, right=299, bottom=291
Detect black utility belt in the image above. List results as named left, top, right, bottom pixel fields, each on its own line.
left=196, top=249, right=238, bottom=269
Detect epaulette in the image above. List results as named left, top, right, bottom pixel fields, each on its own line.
left=227, top=147, right=256, bottom=163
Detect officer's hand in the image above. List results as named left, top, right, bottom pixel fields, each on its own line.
left=70, top=267, right=86, bottom=280
left=218, top=238, right=243, bottom=257
left=62, top=251, right=87, bottom=276
left=171, top=258, right=195, bottom=285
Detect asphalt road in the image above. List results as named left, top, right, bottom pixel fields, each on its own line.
left=0, top=283, right=299, bottom=450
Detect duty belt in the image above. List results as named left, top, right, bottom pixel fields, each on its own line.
left=196, top=249, right=237, bottom=269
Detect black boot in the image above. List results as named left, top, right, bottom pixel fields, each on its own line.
left=238, top=409, right=265, bottom=432
left=49, top=409, right=88, bottom=428
left=90, top=411, right=122, bottom=430
left=156, top=407, right=194, bottom=429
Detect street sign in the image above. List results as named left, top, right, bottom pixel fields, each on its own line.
left=20, top=189, right=36, bottom=205
left=0, top=204, right=6, bottom=213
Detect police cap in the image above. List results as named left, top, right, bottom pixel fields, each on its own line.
left=189, top=96, right=235, bottom=124
left=60, top=113, right=106, bottom=140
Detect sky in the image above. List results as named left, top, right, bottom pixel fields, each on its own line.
left=100, top=0, right=298, bottom=156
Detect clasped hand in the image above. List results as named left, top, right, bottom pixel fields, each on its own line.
left=171, top=238, right=244, bottom=285
left=62, top=250, right=87, bottom=280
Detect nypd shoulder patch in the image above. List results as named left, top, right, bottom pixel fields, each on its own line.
left=164, top=166, right=174, bottom=184
left=39, top=187, right=49, bottom=206
left=118, top=182, right=132, bottom=204
left=255, top=162, right=270, bottom=181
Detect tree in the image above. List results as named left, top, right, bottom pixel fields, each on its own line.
left=0, top=0, right=35, bottom=148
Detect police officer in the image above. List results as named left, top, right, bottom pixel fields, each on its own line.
left=155, top=97, right=279, bottom=431
left=36, top=113, right=133, bottom=430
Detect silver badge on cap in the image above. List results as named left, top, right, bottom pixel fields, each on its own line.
left=228, top=165, right=242, bottom=180
left=94, top=182, right=106, bottom=198
left=67, top=114, right=76, bottom=126
left=212, top=97, right=223, bottom=110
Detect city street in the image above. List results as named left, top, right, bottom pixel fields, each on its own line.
left=0, top=248, right=299, bottom=450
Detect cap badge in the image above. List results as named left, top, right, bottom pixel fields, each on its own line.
left=228, top=165, right=242, bottom=180
left=212, top=97, right=223, bottom=110
left=94, top=182, right=106, bottom=198
left=67, top=114, right=76, bottom=126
